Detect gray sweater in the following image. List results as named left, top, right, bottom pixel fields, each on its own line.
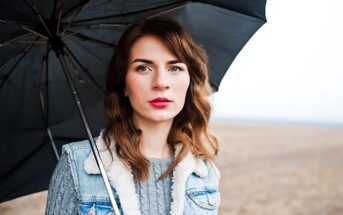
left=45, top=152, right=173, bottom=215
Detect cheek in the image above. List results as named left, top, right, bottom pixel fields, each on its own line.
left=125, top=75, right=144, bottom=98
left=181, top=76, right=190, bottom=95
left=176, top=78, right=190, bottom=102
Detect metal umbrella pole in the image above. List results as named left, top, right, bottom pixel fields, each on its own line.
left=56, top=48, right=120, bottom=215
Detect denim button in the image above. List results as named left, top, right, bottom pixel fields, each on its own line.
left=88, top=204, right=96, bottom=215
left=208, top=196, right=216, bottom=205
left=186, top=186, right=220, bottom=210
left=88, top=209, right=96, bottom=215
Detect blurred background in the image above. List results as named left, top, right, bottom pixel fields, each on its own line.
left=1, top=0, right=342, bottom=214
left=212, top=0, right=342, bottom=126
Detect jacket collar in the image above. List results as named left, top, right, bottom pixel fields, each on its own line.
left=84, top=134, right=208, bottom=215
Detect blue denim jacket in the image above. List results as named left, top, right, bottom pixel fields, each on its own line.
left=63, top=135, right=220, bottom=215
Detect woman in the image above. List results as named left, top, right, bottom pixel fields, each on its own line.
left=45, top=16, right=220, bottom=215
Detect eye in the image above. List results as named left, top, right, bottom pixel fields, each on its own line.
left=169, top=66, right=184, bottom=72
left=135, top=65, right=151, bottom=72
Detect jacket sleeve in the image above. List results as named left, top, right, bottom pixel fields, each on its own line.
left=45, top=152, right=79, bottom=215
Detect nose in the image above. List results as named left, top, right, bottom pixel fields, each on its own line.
left=152, top=70, right=170, bottom=90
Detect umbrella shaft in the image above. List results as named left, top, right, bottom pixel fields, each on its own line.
left=58, top=54, right=121, bottom=215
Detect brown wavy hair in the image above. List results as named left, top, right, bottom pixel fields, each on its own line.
left=103, top=16, right=218, bottom=181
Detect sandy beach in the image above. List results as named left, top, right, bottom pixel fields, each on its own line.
left=1, top=122, right=343, bottom=215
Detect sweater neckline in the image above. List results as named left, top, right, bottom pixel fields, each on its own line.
left=148, top=157, right=174, bottom=162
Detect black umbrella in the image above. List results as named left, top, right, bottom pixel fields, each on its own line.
left=0, top=0, right=267, bottom=204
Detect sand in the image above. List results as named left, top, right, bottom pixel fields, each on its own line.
left=1, top=122, right=343, bottom=215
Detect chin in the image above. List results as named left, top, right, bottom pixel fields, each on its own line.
left=149, top=115, right=176, bottom=123
left=144, top=111, right=180, bottom=123
left=133, top=109, right=183, bottom=124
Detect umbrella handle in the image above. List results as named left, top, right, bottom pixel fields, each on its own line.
left=58, top=54, right=121, bottom=215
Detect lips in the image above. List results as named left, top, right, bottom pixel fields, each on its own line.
left=148, top=97, right=172, bottom=108
left=149, top=97, right=172, bottom=102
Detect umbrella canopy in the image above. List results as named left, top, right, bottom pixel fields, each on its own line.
left=0, top=0, right=267, bottom=203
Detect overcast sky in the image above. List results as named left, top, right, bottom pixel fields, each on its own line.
left=211, top=0, right=343, bottom=126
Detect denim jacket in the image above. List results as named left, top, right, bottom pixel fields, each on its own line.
left=62, top=134, right=221, bottom=215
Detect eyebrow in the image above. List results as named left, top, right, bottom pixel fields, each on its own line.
left=131, top=58, right=183, bottom=64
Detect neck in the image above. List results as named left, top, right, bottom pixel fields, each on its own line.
left=133, top=116, right=174, bottom=158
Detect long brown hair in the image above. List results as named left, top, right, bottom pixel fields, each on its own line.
left=103, top=16, right=218, bottom=181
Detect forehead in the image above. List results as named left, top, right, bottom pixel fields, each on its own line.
left=128, top=35, right=178, bottom=62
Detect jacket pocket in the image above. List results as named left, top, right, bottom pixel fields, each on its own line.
left=186, top=186, right=220, bottom=210
left=79, top=200, right=122, bottom=215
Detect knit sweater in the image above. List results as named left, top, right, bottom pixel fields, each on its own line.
left=135, top=157, right=173, bottom=214
left=45, top=152, right=173, bottom=215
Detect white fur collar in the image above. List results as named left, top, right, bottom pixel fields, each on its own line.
left=84, top=134, right=208, bottom=215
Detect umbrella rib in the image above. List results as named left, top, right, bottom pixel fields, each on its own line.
left=0, top=32, right=33, bottom=47
left=135, top=3, right=188, bottom=20
left=0, top=7, right=35, bottom=23
left=0, top=43, right=35, bottom=91
left=196, top=0, right=267, bottom=21
left=61, top=45, right=87, bottom=72
left=0, top=19, right=34, bottom=27
left=56, top=9, right=62, bottom=35
left=65, top=30, right=115, bottom=48
left=60, top=0, right=91, bottom=37
left=38, top=43, right=60, bottom=160
left=23, top=0, right=52, bottom=37
left=0, top=19, right=48, bottom=40
left=2, top=40, right=46, bottom=46
left=61, top=0, right=103, bottom=19
left=70, top=1, right=187, bottom=25
left=66, top=22, right=127, bottom=29
left=21, top=26, right=48, bottom=40
left=0, top=41, right=35, bottom=72
left=63, top=50, right=101, bottom=93
left=55, top=0, right=65, bottom=20
left=39, top=43, right=49, bottom=118
left=63, top=45, right=105, bottom=93
left=51, top=0, right=59, bottom=19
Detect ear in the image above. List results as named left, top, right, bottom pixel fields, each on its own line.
left=124, top=88, right=128, bottom=97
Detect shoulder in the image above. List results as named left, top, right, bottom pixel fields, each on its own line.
left=62, top=138, right=97, bottom=154
left=192, top=156, right=220, bottom=182
left=61, top=137, right=102, bottom=163
left=59, top=138, right=116, bottom=196
left=205, top=160, right=221, bottom=181
left=59, top=138, right=102, bottom=181
left=185, top=159, right=221, bottom=213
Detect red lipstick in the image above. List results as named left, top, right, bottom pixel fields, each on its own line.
left=148, top=97, right=172, bottom=108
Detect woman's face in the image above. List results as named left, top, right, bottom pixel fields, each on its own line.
left=125, top=35, right=190, bottom=125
